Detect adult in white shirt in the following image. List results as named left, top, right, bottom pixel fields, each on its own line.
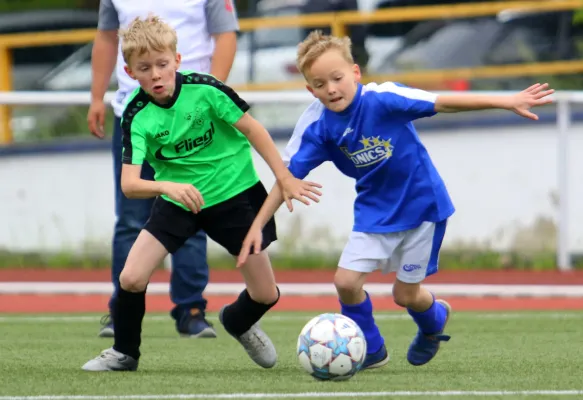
left=87, top=0, right=239, bottom=339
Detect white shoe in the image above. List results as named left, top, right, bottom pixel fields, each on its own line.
left=219, top=306, right=277, bottom=368
left=81, top=347, right=138, bottom=372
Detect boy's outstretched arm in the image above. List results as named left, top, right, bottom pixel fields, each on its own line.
left=237, top=184, right=287, bottom=268
left=235, top=99, right=328, bottom=267
left=435, top=83, right=554, bottom=120
left=234, top=112, right=322, bottom=211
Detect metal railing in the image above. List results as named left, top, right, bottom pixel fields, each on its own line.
left=0, top=88, right=579, bottom=271
left=1, top=0, right=582, bottom=143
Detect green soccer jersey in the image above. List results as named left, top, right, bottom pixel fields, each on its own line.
left=121, top=71, right=259, bottom=210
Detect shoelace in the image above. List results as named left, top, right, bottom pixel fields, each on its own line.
left=99, top=349, right=118, bottom=359
left=241, top=331, right=266, bottom=352
left=181, top=314, right=214, bottom=328
left=100, top=314, right=112, bottom=327
left=425, top=334, right=451, bottom=342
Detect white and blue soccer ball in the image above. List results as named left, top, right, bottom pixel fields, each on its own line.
left=297, top=313, right=367, bottom=381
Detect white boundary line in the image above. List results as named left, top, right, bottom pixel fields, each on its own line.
left=2, top=390, right=583, bottom=399
left=1, top=283, right=583, bottom=297
left=0, top=312, right=581, bottom=324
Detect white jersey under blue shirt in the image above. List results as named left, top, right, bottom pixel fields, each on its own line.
left=283, top=82, right=455, bottom=283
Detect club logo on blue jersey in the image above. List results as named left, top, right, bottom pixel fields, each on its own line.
left=340, top=135, right=394, bottom=168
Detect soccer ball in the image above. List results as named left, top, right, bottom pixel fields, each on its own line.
left=296, top=313, right=367, bottom=381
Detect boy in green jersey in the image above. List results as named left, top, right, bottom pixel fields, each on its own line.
left=82, top=15, right=322, bottom=372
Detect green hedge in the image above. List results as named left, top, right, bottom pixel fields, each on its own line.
left=1, top=249, right=581, bottom=270
left=0, top=0, right=97, bottom=12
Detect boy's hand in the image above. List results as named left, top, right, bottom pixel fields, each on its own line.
left=277, top=176, right=323, bottom=212
left=509, top=83, right=554, bottom=120
left=161, top=182, right=204, bottom=213
left=237, top=226, right=263, bottom=268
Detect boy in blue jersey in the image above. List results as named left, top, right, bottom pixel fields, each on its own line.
left=237, top=30, right=554, bottom=369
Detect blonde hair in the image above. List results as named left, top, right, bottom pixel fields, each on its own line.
left=296, top=30, right=354, bottom=76
left=119, top=15, right=178, bottom=65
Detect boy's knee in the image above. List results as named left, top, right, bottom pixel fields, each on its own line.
left=119, top=269, right=148, bottom=292
left=392, top=280, right=421, bottom=308
left=334, top=268, right=365, bottom=299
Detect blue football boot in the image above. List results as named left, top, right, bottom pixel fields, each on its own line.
left=407, top=299, right=452, bottom=366
left=362, top=343, right=390, bottom=370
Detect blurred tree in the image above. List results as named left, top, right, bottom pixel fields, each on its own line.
left=574, top=7, right=583, bottom=25
left=537, top=9, right=583, bottom=90
left=234, top=0, right=254, bottom=17
left=301, top=0, right=370, bottom=71
left=81, top=0, right=99, bottom=9
left=0, top=0, right=97, bottom=12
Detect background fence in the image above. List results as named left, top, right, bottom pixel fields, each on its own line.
left=0, top=89, right=580, bottom=271
left=1, top=0, right=583, bottom=142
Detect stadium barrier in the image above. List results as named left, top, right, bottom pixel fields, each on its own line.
left=0, top=89, right=580, bottom=273
left=1, top=0, right=583, bottom=141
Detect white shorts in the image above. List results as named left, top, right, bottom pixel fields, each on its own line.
left=338, top=220, right=447, bottom=284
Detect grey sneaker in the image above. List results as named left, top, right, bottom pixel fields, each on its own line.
left=98, top=314, right=114, bottom=338
left=219, top=306, right=277, bottom=368
left=81, top=347, right=138, bottom=372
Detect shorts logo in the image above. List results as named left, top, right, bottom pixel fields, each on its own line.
left=402, top=264, right=422, bottom=272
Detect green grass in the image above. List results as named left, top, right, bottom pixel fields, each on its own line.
left=0, top=311, right=582, bottom=399
left=3, top=249, right=583, bottom=270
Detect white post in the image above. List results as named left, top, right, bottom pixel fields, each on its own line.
left=556, top=98, right=571, bottom=271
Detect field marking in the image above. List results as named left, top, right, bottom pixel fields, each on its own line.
left=2, top=282, right=583, bottom=297
left=0, top=312, right=581, bottom=324
left=2, top=390, right=583, bottom=399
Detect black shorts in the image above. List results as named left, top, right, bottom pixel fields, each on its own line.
left=143, top=181, right=277, bottom=256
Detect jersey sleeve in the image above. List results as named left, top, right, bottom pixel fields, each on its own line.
left=121, top=118, right=147, bottom=165
left=283, top=100, right=329, bottom=179
left=370, top=82, right=438, bottom=121
left=205, top=0, right=239, bottom=34
left=97, top=0, right=120, bottom=31
left=207, top=83, right=250, bottom=125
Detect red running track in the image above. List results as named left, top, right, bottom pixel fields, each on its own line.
left=1, top=269, right=582, bottom=312
left=2, top=269, right=583, bottom=284
left=0, top=294, right=582, bottom=313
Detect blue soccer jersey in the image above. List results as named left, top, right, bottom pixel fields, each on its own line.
left=283, top=82, right=455, bottom=233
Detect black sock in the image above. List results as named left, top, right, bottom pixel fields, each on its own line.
left=222, top=286, right=280, bottom=337
left=112, top=286, right=146, bottom=360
